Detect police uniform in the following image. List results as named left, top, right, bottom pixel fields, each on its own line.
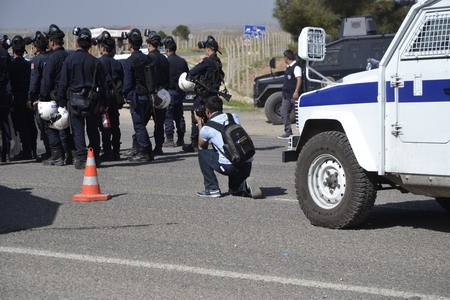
left=40, top=25, right=72, bottom=166
left=0, top=40, right=11, bottom=162
left=29, top=32, right=51, bottom=160
left=147, top=46, right=169, bottom=155
left=122, top=28, right=153, bottom=162
left=184, top=51, right=223, bottom=152
left=8, top=35, right=38, bottom=161
left=98, top=49, right=124, bottom=161
left=164, top=41, right=189, bottom=147
left=58, top=28, right=107, bottom=169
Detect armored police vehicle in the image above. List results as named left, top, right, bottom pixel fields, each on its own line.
left=253, top=15, right=394, bottom=125
left=282, top=0, right=450, bottom=229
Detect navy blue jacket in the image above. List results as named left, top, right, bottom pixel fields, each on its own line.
left=167, top=53, right=189, bottom=91
left=122, top=50, right=150, bottom=101
left=99, top=53, right=124, bottom=106
left=29, top=51, right=50, bottom=102
left=40, top=47, right=69, bottom=101
left=148, top=49, right=169, bottom=89
left=58, top=48, right=107, bottom=108
left=0, top=47, right=10, bottom=90
left=8, top=56, right=31, bottom=106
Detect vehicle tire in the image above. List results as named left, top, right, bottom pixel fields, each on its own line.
left=264, top=92, right=296, bottom=125
left=436, top=198, right=450, bottom=212
left=295, top=131, right=377, bottom=229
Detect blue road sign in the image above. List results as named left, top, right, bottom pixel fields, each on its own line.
left=244, top=25, right=266, bottom=38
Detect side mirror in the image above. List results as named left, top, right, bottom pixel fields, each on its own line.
left=298, top=27, right=326, bottom=62
left=269, top=57, right=276, bottom=75
left=269, top=57, right=276, bottom=69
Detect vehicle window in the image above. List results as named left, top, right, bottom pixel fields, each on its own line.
left=404, top=12, right=450, bottom=58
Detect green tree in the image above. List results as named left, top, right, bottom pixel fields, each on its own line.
left=158, top=31, right=167, bottom=39
left=172, top=25, right=190, bottom=41
left=273, top=0, right=415, bottom=40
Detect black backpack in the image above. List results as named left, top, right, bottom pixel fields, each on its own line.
left=206, top=113, right=255, bottom=165
left=127, top=54, right=156, bottom=96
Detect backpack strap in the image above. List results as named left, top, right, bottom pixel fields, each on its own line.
left=204, top=113, right=231, bottom=158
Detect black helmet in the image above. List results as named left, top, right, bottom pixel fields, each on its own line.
left=73, top=27, right=92, bottom=42
left=162, top=35, right=176, bottom=51
left=11, top=35, right=25, bottom=52
left=123, top=28, right=143, bottom=48
left=144, top=29, right=161, bottom=47
left=93, top=31, right=115, bottom=52
left=198, top=35, right=219, bottom=52
left=0, top=34, right=11, bottom=50
left=25, top=31, right=48, bottom=52
left=47, top=24, right=65, bottom=44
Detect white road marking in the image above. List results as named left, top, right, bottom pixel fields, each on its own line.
left=1, top=246, right=447, bottom=299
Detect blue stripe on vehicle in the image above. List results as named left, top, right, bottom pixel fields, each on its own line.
left=386, top=79, right=450, bottom=103
left=300, top=82, right=378, bottom=107
left=300, top=80, right=450, bottom=107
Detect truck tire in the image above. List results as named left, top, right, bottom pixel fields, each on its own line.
left=264, top=92, right=296, bottom=125
left=436, top=198, right=450, bottom=212
left=295, top=131, right=377, bottom=229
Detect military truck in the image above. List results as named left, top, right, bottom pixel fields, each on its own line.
left=282, top=0, right=450, bottom=229
left=253, top=15, right=394, bottom=125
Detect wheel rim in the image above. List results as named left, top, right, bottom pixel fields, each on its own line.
left=308, top=154, right=346, bottom=209
left=275, top=102, right=282, bottom=117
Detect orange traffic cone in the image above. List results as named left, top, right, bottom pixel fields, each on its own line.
left=72, top=148, right=111, bottom=202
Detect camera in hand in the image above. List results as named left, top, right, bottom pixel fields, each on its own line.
left=194, top=104, right=206, bottom=118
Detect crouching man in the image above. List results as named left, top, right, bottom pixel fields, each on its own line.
left=194, top=95, right=262, bottom=199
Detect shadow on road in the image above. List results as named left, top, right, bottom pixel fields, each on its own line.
left=362, top=199, right=450, bottom=232
left=0, top=186, right=60, bottom=234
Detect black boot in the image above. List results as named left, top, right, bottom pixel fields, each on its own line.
left=42, top=147, right=65, bottom=166
left=128, top=147, right=154, bottom=163
left=38, top=146, right=51, bottom=160
left=163, top=135, right=175, bottom=148
left=124, top=138, right=139, bottom=157
left=13, top=150, right=32, bottom=160
left=73, top=154, right=87, bottom=170
left=153, top=144, right=164, bottom=156
left=63, top=145, right=73, bottom=165
left=175, top=134, right=184, bottom=147
left=182, top=141, right=198, bottom=153
left=1, top=140, right=10, bottom=163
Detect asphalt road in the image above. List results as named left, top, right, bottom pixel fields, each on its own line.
left=1, top=108, right=449, bottom=300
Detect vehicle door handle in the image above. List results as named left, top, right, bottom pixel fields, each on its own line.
left=443, top=88, right=450, bottom=95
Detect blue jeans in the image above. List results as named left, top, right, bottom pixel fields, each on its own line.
left=198, top=148, right=252, bottom=193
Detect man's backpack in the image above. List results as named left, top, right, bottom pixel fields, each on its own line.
left=127, top=54, right=156, bottom=96
left=206, top=113, right=255, bottom=165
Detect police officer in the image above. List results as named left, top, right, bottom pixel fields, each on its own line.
left=162, top=36, right=188, bottom=148
left=27, top=31, right=51, bottom=160
left=182, top=35, right=224, bottom=153
left=0, top=35, right=12, bottom=163
left=122, top=28, right=154, bottom=163
left=145, top=30, right=169, bottom=156
left=96, top=31, right=124, bottom=161
left=40, top=24, right=73, bottom=166
left=8, top=35, right=38, bottom=161
left=58, top=27, right=107, bottom=169
left=278, top=49, right=302, bottom=139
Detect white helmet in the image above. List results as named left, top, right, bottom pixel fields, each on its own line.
left=37, top=101, right=58, bottom=121
left=49, top=107, right=69, bottom=130
left=153, top=88, right=171, bottom=109
left=178, top=72, right=195, bottom=92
